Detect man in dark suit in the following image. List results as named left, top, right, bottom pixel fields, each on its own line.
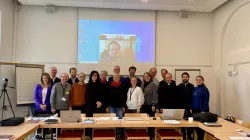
left=68, top=67, right=79, bottom=85
left=49, top=66, right=61, bottom=85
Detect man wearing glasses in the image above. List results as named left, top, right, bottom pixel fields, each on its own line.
left=69, top=72, right=87, bottom=113
left=108, top=65, right=127, bottom=87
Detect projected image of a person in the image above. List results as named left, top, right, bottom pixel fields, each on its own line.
left=100, top=41, right=123, bottom=61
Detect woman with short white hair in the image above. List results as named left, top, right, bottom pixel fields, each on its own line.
left=106, top=73, right=127, bottom=139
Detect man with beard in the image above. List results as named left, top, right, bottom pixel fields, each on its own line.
left=177, top=72, right=194, bottom=140
left=68, top=67, right=79, bottom=85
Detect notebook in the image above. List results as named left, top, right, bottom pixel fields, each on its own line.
left=203, top=122, right=222, bottom=127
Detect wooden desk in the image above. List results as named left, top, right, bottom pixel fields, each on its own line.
left=0, top=121, right=40, bottom=140
left=200, top=118, right=250, bottom=134
left=2, top=117, right=249, bottom=140
left=40, top=118, right=121, bottom=128
left=40, top=117, right=200, bottom=128
left=199, top=118, right=250, bottom=140
left=214, top=132, right=247, bottom=140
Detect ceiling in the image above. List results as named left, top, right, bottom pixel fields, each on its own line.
left=18, top=0, right=228, bottom=12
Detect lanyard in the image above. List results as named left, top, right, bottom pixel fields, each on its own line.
left=130, top=88, right=136, bottom=101
left=61, top=83, right=67, bottom=96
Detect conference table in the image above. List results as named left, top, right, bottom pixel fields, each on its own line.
left=0, top=120, right=40, bottom=140
left=1, top=117, right=249, bottom=140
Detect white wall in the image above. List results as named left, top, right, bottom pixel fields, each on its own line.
left=14, top=5, right=217, bottom=115
left=0, top=0, right=28, bottom=119
left=0, top=0, right=13, bottom=61
left=156, top=11, right=216, bottom=113
left=156, top=11, right=213, bottom=66
left=213, top=0, right=250, bottom=121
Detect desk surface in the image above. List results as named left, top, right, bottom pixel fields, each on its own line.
left=214, top=132, right=246, bottom=140
left=1, top=117, right=250, bottom=140
left=0, top=121, right=40, bottom=140
left=200, top=118, right=250, bottom=134
left=39, top=117, right=200, bottom=128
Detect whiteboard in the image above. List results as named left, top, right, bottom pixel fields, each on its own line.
left=16, top=66, right=43, bottom=105
left=175, top=69, right=200, bottom=86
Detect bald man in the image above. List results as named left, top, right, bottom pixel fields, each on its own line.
left=108, top=65, right=127, bottom=87
left=49, top=67, right=61, bottom=85
left=149, top=67, right=159, bottom=88
left=50, top=73, right=71, bottom=116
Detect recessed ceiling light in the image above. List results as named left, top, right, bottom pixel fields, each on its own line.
left=141, top=0, right=149, bottom=3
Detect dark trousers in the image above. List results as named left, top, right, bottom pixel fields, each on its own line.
left=127, top=109, right=137, bottom=113
left=141, top=105, right=155, bottom=140
left=72, top=105, right=86, bottom=113
left=34, top=111, right=52, bottom=137
left=182, top=109, right=193, bottom=140
left=181, top=127, right=193, bottom=140
left=192, top=109, right=205, bottom=140
left=55, top=110, right=64, bottom=136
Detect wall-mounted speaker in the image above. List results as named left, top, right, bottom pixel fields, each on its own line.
left=180, top=10, right=188, bottom=18
left=45, top=5, right=55, bottom=13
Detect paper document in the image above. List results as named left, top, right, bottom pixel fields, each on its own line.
left=164, top=120, right=181, bottom=124
left=98, top=117, right=110, bottom=120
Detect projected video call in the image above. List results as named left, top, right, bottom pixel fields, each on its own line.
left=78, top=20, right=155, bottom=65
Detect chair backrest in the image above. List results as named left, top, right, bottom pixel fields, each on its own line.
left=124, top=113, right=148, bottom=117
left=93, top=113, right=116, bottom=117
left=29, top=104, right=37, bottom=116
left=235, top=119, right=250, bottom=128
left=155, top=113, right=162, bottom=118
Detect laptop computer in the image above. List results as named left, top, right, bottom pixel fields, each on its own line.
left=161, top=109, right=184, bottom=120
left=60, top=110, right=81, bottom=123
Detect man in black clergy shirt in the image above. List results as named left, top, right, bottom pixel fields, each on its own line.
left=177, top=72, right=194, bottom=140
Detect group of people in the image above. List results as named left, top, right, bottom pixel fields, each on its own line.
left=34, top=65, right=210, bottom=140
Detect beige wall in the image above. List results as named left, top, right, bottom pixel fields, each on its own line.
left=13, top=5, right=216, bottom=115
left=7, top=1, right=250, bottom=119
left=213, top=0, right=250, bottom=121
left=0, top=0, right=27, bottom=118
left=0, top=0, right=13, bottom=61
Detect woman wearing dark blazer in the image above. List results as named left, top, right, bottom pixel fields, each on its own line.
left=86, top=71, right=104, bottom=116
left=141, top=72, right=158, bottom=140
left=85, top=71, right=104, bottom=138
left=34, top=73, right=52, bottom=115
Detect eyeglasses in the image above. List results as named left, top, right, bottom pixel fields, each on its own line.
left=79, top=76, right=85, bottom=78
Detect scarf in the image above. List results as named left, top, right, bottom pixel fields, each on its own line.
left=111, top=81, right=121, bottom=88
left=100, top=79, right=107, bottom=84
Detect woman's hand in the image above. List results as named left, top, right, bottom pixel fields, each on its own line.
left=137, top=108, right=140, bottom=113
left=40, top=104, right=46, bottom=111
left=152, top=106, right=156, bottom=112
left=51, top=109, right=56, bottom=114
